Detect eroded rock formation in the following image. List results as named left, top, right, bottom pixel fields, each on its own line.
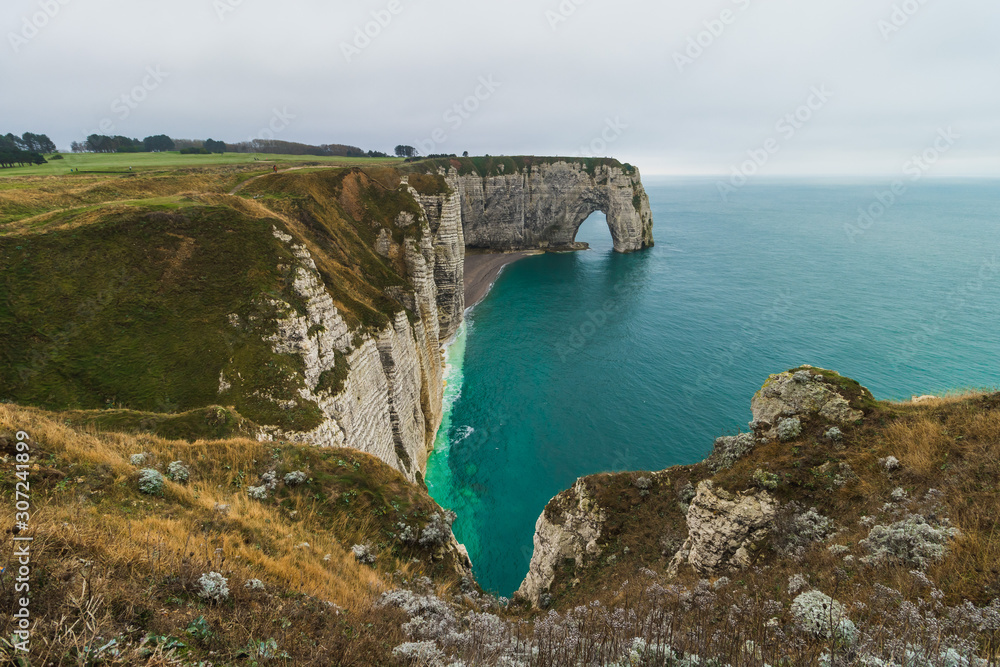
left=668, top=481, right=777, bottom=576
left=454, top=161, right=654, bottom=254
left=517, top=479, right=606, bottom=606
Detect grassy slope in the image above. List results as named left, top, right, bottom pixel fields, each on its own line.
left=0, top=404, right=466, bottom=665
left=0, top=163, right=433, bottom=433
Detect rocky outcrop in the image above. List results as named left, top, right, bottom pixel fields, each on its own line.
left=517, top=479, right=606, bottom=606
left=451, top=161, right=654, bottom=254
left=668, top=481, right=777, bottom=576
left=751, top=367, right=867, bottom=440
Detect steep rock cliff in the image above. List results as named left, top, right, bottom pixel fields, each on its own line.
left=517, top=478, right=607, bottom=606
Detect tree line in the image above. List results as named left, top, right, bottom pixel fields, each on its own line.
left=71, top=134, right=181, bottom=154
left=0, top=132, right=55, bottom=168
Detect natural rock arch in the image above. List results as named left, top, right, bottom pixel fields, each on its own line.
left=455, top=160, right=654, bottom=254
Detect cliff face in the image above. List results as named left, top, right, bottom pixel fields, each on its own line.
left=453, top=161, right=654, bottom=254
left=268, top=159, right=654, bottom=482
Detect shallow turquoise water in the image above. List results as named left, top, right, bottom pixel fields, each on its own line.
left=425, top=178, right=1000, bottom=596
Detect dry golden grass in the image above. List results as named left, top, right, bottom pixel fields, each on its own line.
left=0, top=403, right=465, bottom=664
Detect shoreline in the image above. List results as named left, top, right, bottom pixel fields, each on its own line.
left=463, top=250, right=541, bottom=310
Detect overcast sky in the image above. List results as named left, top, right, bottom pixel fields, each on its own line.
left=3, top=0, right=998, bottom=176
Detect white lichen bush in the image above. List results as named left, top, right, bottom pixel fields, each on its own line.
left=753, top=468, right=780, bottom=490
left=352, top=544, right=377, bottom=565
left=890, top=487, right=909, bottom=502
left=402, top=511, right=457, bottom=548
left=391, top=641, right=446, bottom=666
left=284, top=470, right=308, bottom=486
left=244, top=579, right=265, bottom=591
left=129, top=453, right=148, bottom=466
left=137, top=468, right=164, bottom=495
left=790, top=589, right=857, bottom=643
left=881, top=456, right=901, bottom=472
left=777, top=417, right=803, bottom=441
left=780, top=505, right=835, bottom=556
left=859, top=514, right=959, bottom=569
left=825, top=426, right=843, bottom=441
left=788, top=573, right=809, bottom=594
left=710, top=432, right=757, bottom=470
left=197, top=571, right=230, bottom=603
left=166, top=460, right=189, bottom=483
left=247, top=484, right=269, bottom=500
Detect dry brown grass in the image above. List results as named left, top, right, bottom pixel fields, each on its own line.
left=0, top=403, right=429, bottom=664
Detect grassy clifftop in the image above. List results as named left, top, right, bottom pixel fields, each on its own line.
left=0, top=163, right=428, bottom=435
left=404, top=155, right=637, bottom=179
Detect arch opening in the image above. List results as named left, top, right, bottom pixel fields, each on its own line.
left=571, top=210, right=614, bottom=252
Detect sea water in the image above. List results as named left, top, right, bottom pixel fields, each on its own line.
left=425, top=178, right=1000, bottom=596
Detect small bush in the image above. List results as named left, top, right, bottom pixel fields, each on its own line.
left=137, top=468, right=164, bottom=495
left=166, top=460, right=190, bottom=483
left=790, top=590, right=857, bottom=643
left=129, top=453, right=148, bottom=466
left=197, top=571, right=230, bottom=603
left=248, top=484, right=269, bottom=500
left=778, top=417, right=802, bottom=441
left=352, top=544, right=377, bottom=565
left=825, top=427, right=843, bottom=441
left=244, top=579, right=266, bottom=592
left=753, top=468, right=780, bottom=490
left=860, top=514, right=959, bottom=569
left=284, top=470, right=308, bottom=486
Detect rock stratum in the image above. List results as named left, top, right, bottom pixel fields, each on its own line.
left=0, top=156, right=654, bottom=486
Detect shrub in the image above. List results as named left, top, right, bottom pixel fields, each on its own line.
left=244, top=579, right=266, bottom=592
left=710, top=432, right=757, bottom=470
left=129, top=453, right=148, bottom=466
left=137, top=468, right=164, bottom=495
left=166, top=460, right=189, bottom=483
left=778, top=417, right=802, bottom=441
left=859, top=514, right=959, bottom=569
left=825, top=427, right=843, bottom=441
left=790, top=590, right=857, bottom=643
left=419, top=511, right=457, bottom=547
left=880, top=456, right=901, bottom=472
left=248, top=484, right=269, bottom=500
left=352, top=544, right=377, bottom=565
left=753, top=468, right=780, bottom=490
left=392, top=641, right=446, bottom=666
left=197, top=572, right=230, bottom=603
left=284, top=470, right=308, bottom=486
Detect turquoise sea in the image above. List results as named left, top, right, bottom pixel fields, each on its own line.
left=425, top=178, right=1000, bottom=596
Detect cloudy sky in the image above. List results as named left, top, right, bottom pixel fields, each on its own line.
left=3, top=0, right=997, bottom=176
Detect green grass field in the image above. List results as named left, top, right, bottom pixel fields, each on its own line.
left=0, top=151, right=404, bottom=177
